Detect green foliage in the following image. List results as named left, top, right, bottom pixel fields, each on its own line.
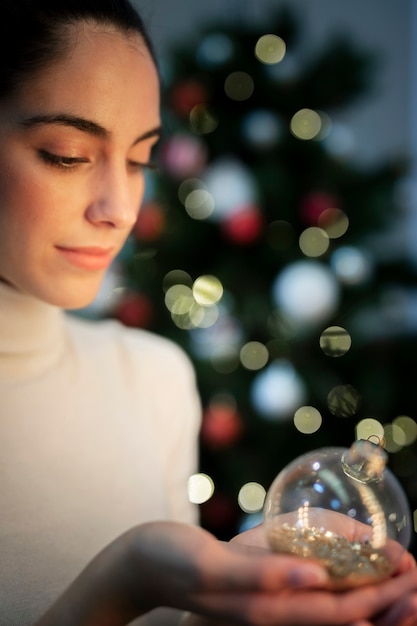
left=116, top=6, right=417, bottom=543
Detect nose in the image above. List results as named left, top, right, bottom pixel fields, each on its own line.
left=85, top=164, right=144, bottom=229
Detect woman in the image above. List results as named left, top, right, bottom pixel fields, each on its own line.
left=1, top=1, right=417, bottom=624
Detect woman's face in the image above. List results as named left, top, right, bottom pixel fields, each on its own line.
left=0, top=22, right=160, bottom=308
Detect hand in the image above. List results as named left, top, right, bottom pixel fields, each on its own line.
left=181, top=522, right=417, bottom=626
left=136, top=521, right=417, bottom=626
left=34, top=520, right=417, bottom=626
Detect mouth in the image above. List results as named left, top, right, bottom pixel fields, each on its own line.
left=56, top=246, right=115, bottom=271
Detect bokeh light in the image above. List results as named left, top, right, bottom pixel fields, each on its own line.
left=393, top=415, right=417, bottom=446
left=251, top=359, right=307, bottom=419
left=383, top=423, right=405, bottom=454
left=193, top=275, right=223, bottom=306
left=255, top=34, right=286, bottom=64
left=299, top=226, right=329, bottom=257
left=355, top=418, right=385, bottom=442
left=224, top=71, right=254, bottom=101
left=178, top=177, right=206, bottom=204
left=184, top=188, right=215, bottom=220
left=294, top=405, right=322, bottom=434
left=320, top=326, right=352, bottom=357
left=189, top=104, right=219, bottom=134
left=211, top=345, right=240, bottom=374
left=197, top=33, right=234, bottom=67
left=318, top=208, right=349, bottom=239
left=165, top=284, right=194, bottom=315
left=238, top=482, right=267, bottom=513
left=163, top=269, right=193, bottom=292
left=272, top=260, right=340, bottom=326
left=242, top=109, right=282, bottom=149
left=331, top=246, right=373, bottom=286
left=323, top=122, right=356, bottom=158
left=203, top=158, right=258, bottom=219
left=327, top=384, right=361, bottom=417
left=290, top=108, right=322, bottom=140
left=188, top=473, right=215, bottom=504
left=240, top=341, right=269, bottom=371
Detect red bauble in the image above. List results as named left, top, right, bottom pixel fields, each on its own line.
left=299, top=191, right=340, bottom=226
left=169, top=81, right=208, bottom=117
left=113, top=292, right=153, bottom=328
left=221, top=205, right=264, bottom=245
left=200, top=403, right=243, bottom=449
left=133, top=201, right=165, bottom=241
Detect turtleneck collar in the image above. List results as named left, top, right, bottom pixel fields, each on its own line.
left=0, top=281, right=67, bottom=383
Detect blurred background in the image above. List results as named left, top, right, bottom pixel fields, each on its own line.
left=81, top=0, right=417, bottom=552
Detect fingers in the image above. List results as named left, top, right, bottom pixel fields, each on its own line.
left=374, top=592, right=417, bottom=626
left=207, top=540, right=330, bottom=592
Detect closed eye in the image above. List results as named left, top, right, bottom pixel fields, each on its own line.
left=38, top=150, right=88, bottom=169
left=128, top=159, right=159, bottom=172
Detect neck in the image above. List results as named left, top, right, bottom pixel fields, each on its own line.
left=0, top=281, right=66, bottom=382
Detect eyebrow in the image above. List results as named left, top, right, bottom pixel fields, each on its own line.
left=20, top=113, right=162, bottom=145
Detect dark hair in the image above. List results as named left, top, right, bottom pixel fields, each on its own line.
left=0, top=0, right=156, bottom=98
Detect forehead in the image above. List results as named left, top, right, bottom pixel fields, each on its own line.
left=5, top=22, right=160, bottom=136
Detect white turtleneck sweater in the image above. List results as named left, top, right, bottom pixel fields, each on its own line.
left=0, top=281, right=201, bottom=626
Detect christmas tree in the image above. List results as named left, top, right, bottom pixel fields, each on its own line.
left=110, top=6, right=417, bottom=546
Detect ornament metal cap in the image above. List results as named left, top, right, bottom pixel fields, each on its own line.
left=341, top=438, right=387, bottom=483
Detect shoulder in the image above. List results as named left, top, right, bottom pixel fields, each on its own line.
left=64, top=313, right=196, bottom=382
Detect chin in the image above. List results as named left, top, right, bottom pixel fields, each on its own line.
left=31, top=278, right=103, bottom=310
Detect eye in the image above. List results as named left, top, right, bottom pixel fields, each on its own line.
left=127, top=159, right=159, bottom=173
left=38, top=150, right=88, bottom=170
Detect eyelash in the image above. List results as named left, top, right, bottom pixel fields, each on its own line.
left=38, top=150, right=159, bottom=172
left=38, top=150, right=87, bottom=170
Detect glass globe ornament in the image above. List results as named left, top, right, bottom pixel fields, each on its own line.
left=263, top=439, right=412, bottom=588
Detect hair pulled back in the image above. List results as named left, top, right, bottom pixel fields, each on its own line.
left=0, top=0, right=155, bottom=98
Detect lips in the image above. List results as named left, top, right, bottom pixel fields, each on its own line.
left=56, top=245, right=115, bottom=271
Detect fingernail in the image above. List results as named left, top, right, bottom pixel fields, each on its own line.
left=289, top=565, right=329, bottom=587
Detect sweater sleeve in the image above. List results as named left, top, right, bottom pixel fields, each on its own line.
left=116, top=323, right=203, bottom=526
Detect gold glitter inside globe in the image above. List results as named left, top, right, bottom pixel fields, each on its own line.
left=268, top=523, right=392, bottom=588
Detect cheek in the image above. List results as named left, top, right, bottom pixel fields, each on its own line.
left=0, top=163, right=73, bottom=244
